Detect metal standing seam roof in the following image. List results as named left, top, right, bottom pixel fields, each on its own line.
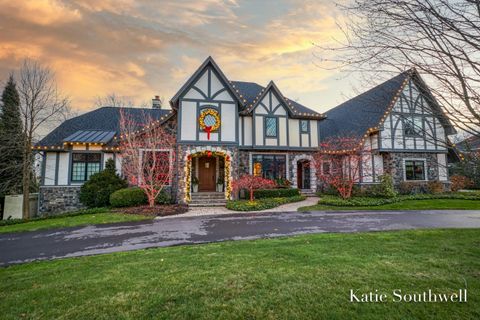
left=63, top=130, right=116, bottom=144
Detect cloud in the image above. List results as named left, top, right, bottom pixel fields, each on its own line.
left=0, top=0, right=351, bottom=115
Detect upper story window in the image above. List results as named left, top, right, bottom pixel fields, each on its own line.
left=265, top=117, right=278, bottom=137
left=404, top=159, right=426, bottom=181
left=71, top=153, right=101, bottom=182
left=300, top=120, right=309, bottom=133
left=404, top=116, right=423, bottom=137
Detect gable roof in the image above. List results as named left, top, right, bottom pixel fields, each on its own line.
left=231, top=80, right=324, bottom=119
left=36, top=107, right=172, bottom=148
left=319, top=69, right=456, bottom=144
left=319, top=71, right=410, bottom=143
left=457, top=135, right=480, bottom=151
left=169, top=56, right=246, bottom=109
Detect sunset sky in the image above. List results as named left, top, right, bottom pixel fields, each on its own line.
left=0, top=0, right=360, bottom=115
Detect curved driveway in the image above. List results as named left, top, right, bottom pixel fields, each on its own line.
left=1, top=210, right=480, bottom=266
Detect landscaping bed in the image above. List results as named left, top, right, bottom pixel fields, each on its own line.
left=1, top=229, right=478, bottom=319
left=227, top=195, right=306, bottom=211
left=299, top=193, right=480, bottom=211
left=114, top=204, right=189, bottom=216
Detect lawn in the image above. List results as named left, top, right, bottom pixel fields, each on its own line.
left=0, top=210, right=151, bottom=234
left=299, top=199, right=480, bottom=211
left=1, top=229, right=479, bottom=319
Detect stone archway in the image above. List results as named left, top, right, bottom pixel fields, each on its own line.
left=291, top=154, right=317, bottom=193
left=183, top=146, right=233, bottom=203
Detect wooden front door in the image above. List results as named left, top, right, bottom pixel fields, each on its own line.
left=198, top=156, right=216, bottom=191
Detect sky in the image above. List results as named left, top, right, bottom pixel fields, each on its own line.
left=0, top=0, right=361, bottom=115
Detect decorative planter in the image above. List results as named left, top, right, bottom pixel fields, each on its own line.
left=192, top=184, right=199, bottom=193
left=217, top=184, right=224, bottom=192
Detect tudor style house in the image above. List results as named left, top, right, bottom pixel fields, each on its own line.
left=35, top=57, right=455, bottom=213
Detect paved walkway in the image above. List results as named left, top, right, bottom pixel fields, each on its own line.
left=171, top=196, right=319, bottom=218
left=1, top=209, right=480, bottom=266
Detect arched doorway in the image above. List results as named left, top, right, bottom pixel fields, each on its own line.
left=297, top=159, right=311, bottom=190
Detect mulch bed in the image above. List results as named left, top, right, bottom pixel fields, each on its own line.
left=113, top=204, right=189, bottom=217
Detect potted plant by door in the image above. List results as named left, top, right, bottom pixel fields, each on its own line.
left=192, top=177, right=199, bottom=192
left=217, top=176, right=224, bottom=192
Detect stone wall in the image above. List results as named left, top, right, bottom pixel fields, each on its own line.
left=382, top=152, right=440, bottom=184
left=38, top=186, right=85, bottom=216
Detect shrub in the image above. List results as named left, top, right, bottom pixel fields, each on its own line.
left=398, top=181, right=428, bottom=195
left=253, top=188, right=300, bottom=199
left=426, top=181, right=444, bottom=194
left=226, top=195, right=306, bottom=211
left=110, top=187, right=148, bottom=207
left=155, top=190, right=172, bottom=205
left=450, top=175, right=474, bottom=192
left=366, top=174, right=397, bottom=198
left=79, top=159, right=127, bottom=208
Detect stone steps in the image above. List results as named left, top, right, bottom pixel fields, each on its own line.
left=299, top=190, right=316, bottom=197
left=190, top=192, right=226, bottom=207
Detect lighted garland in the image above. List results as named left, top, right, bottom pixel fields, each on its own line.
left=199, top=109, right=220, bottom=131
left=183, top=150, right=232, bottom=202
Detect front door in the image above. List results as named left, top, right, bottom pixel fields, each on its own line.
left=198, top=156, right=216, bottom=191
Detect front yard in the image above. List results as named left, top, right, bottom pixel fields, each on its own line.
left=0, top=228, right=478, bottom=319
left=0, top=208, right=151, bottom=234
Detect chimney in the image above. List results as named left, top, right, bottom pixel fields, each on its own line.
left=152, top=95, right=162, bottom=109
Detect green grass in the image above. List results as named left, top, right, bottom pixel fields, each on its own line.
left=1, top=229, right=479, bottom=319
left=299, top=199, right=480, bottom=211
left=0, top=211, right=151, bottom=234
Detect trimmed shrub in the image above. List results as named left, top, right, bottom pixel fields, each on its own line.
left=155, top=190, right=172, bottom=205
left=366, top=174, right=397, bottom=198
left=226, top=195, right=306, bottom=211
left=398, top=181, right=428, bottom=195
left=79, top=159, right=127, bottom=208
left=110, top=187, right=148, bottom=207
left=427, top=181, right=444, bottom=194
left=317, top=193, right=480, bottom=207
left=253, top=188, right=300, bottom=199
left=451, top=175, right=474, bottom=192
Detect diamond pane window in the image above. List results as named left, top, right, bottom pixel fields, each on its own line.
left=265, top=117, right=277, bottom=137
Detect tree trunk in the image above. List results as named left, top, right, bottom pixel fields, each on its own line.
left=249, top=188, right=254, bottom=201
left=22, top=142, right=31, bottom=219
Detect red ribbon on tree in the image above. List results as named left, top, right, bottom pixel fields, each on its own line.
left=205, top=125, right=212, bottom=140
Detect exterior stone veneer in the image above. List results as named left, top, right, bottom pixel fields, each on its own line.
left=382, top=152, right=441, bottom=184
left=238, top=149, right=318, bottom=192
left=38, top=186, right=85, bottom=216
left=176, top=144, right=239, bottom=204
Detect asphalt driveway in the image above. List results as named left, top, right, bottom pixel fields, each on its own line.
left=1, top=210, right=480, bottom=266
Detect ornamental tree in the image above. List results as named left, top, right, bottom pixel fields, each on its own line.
left=232, top=174, right=275, bottom=201
left=314, top=136, right=371, bottom=199
left=119, top=110, right=176, bottom=207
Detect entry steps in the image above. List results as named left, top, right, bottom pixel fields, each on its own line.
left=189, top=192, right=226, bottom=207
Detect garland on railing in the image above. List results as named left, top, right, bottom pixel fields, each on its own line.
left=184, top=150, right=232, bottom=202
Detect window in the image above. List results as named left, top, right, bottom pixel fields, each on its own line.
left=252, top=154, right=286, bottom=180
left=300, top=120, right=309, bottom=133
left=404, top=160, right=426, bottom=181
left=71, top=153, right=101, bottom=182
left=322, top=161, right=331, bottom=175
left=142, top=150, right=171, bottom=185
left=404, top=116, right=423, bottom=137
left=265, top=117, right=277, bottom=137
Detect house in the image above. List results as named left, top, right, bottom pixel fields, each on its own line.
left=34, top=57, right=456, bottom=213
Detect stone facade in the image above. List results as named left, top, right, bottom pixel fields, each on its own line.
left=176, top=144, right=239, bottom=204
left=382, top=152, right=440, bottom=183
left=38, top=186, right=85, bottom=216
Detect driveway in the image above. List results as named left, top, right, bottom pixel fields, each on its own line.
left=1, top=210, right=480, bottom=266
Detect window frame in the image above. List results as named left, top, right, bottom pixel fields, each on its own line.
left=264, top=117, right=278, bottom=138
left=300, top=120, right=309, bottom=134
left=251, top=153, right=287, bottom=181
left=70, top=152, right=102, bottom=183
left=404, top=116, right=424, bottom=137
left=403, top=158, right=427, bottom=181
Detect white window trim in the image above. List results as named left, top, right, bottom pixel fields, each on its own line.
left=403, top=158, right=428, bottom=182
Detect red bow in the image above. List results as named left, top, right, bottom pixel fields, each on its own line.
left=205, top=126, right=212, bottom=140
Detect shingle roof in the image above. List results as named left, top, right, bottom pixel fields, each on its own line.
left=37, top=107, right=171, bottom=147
left=319, top=72, right=410, bottom=142
left=231, top=80, right=322, bottom=118
left=457, top=136, right=480, bottom=151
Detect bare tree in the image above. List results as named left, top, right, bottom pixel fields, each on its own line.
left=94, top=93, right=135, bottom=108
left=18, top=60, right=70, bottom=218
left=317, top=0, right=480, bottom=136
